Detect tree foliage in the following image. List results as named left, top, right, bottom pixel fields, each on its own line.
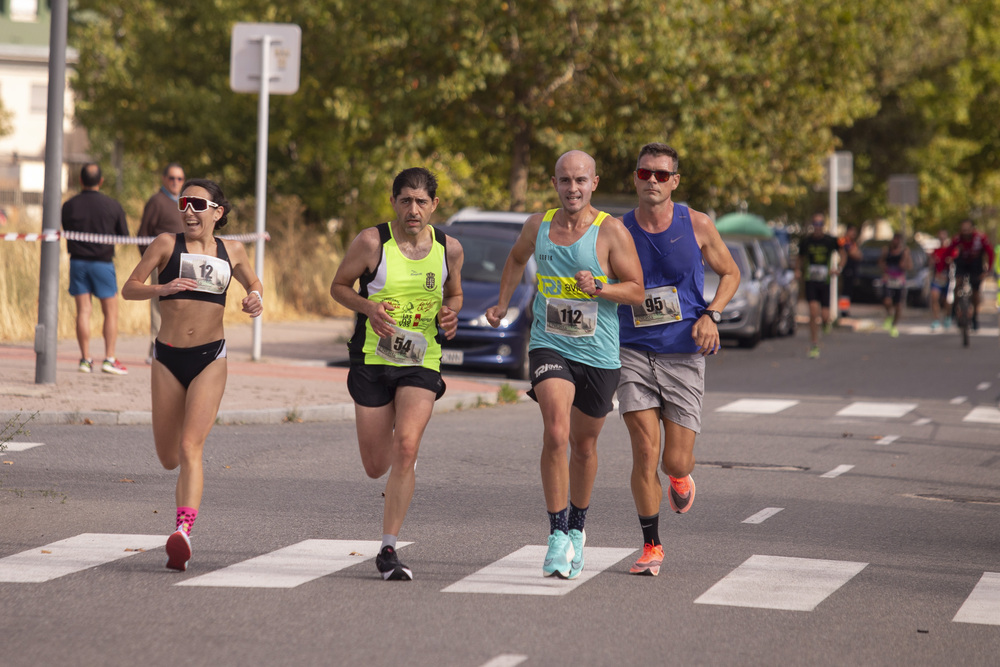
left=69, top=0, right=1000, bottom=237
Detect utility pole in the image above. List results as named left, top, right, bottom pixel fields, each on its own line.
left=34, top=0, right=68, bottom=385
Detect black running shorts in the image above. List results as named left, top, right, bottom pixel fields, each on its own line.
left=347, top=364, right=446, bottom=408
left=526, top=347, right=620, bottom=418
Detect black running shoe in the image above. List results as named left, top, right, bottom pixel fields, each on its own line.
left=375, top=545, right=413, bottom=581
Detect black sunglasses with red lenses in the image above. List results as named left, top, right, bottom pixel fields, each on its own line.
left=635, top=168, right=678, bottom=182
left=178, top=196, right=220, bottom=213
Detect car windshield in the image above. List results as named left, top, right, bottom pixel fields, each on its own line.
left=452, top=234, right=515, bottom=284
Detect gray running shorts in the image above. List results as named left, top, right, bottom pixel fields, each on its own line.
left=616, top=346, right=705, bottom=433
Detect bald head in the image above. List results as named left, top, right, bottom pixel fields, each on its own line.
left=555, top=150, right=597, bottom=178
left=552, top=150, right=599, bottom=214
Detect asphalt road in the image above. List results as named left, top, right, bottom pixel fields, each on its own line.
left=1, top=325, right=998, bottom=666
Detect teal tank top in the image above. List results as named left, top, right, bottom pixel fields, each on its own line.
left=529, top=209, right=621, bottom=369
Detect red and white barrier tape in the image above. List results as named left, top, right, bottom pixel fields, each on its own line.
left=2, top=230, right=270, bottom=244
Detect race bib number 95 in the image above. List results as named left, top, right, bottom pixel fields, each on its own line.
left=631, top=286, right=682, bottom=327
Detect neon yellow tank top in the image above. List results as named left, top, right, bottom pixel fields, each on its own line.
left=352, top=222, right=449, bottom=370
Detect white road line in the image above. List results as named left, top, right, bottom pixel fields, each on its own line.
left=1, top=442, right=44, bottom=452
left=442, top=545, right=633, bottom=596
left=977, top=382, right=991, bottom=391
left=964, top=407, right=1000, bottom=424
left=912, top=418, right=932, bottom=426
left=742, top=508, right=784, bottom=524
left=821, top=464, right=854, bottom=479
left=876, top=435, right=899, bottom=446
left=953, top=572, right=1000, bottom=625
left=480, top=655, right=528, bottom=667
left=836, top=402, right=916, bottom=418
left=950, top=396, right=968, bottom=405
left=0, top=533, right=167, bottom=583
left=177, top=539, right=404, bottom=588
left=694, top=555, right=868, bottom=611
left=715, top=399, right=799, bottom=414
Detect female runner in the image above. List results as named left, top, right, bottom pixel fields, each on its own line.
left=123, top=178, right=263, bottom=571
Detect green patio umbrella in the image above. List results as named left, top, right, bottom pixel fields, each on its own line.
left=715, top=212, right=773, bottom=238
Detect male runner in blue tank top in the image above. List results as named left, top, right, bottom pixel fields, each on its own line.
left=619, top=143, right=740, bottom=577
left=487, top=150, right=644, bottom=579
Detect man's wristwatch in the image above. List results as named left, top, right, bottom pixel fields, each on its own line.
left=594, top=280, right=603, bottom=294
left=702, top=309, right=722, bottom=324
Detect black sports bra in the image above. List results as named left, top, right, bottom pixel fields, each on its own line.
left=159, top=233, right=232, bottom=306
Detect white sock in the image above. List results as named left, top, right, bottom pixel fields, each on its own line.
left=381, top=534, right=397, bottom=550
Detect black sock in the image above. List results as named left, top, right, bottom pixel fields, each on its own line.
left=568, top=503, right=588, bottom=532
left=548, top=507, right=568, bottom=534
left=639, top=513, right=661, bottom=547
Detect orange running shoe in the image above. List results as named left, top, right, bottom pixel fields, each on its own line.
left=629, top=543, right=664, bottom=576
left=668, top=474, right=695, bottom=514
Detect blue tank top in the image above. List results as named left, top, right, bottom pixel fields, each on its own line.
left=617, top=206, right=707, bottom=354
left=529, top=209, right=621, bottom=369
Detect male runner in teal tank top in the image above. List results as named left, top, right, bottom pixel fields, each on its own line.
left=331, top=167, right=465, bottom=581
left=487, top=150, right=644, bottom=579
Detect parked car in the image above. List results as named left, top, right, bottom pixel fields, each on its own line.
left=438, top=222, right=535, bottom=379
left=715, top=213, right=797, bottom=338
left=705, top=240, right=765, bottom=348
left=846, top=240, right=931, bottom=307
left=446, top=207, right=531, bottom=231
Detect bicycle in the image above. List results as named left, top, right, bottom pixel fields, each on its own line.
left=953, top=273, right=973, bottom=347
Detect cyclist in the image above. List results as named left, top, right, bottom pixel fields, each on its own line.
left=949, top=219, right=994, bottom=331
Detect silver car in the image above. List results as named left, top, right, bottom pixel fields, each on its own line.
left=704, top=240, right=764, bottom=348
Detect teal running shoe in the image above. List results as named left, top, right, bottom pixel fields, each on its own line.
left=567, top=529, right=586, bottom=579
left=542, top=530, right=574, bottom=578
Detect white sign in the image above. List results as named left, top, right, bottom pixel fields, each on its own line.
left=230, top=23, right=301, bottom=95
left=888, top=174, right=919, bottom=207
left=817, top=151, right=853, bottom=192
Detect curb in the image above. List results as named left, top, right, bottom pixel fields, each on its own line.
left=0, top=389, right=504, bottom=427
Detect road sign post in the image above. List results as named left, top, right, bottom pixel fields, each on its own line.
left=230, top=23, right=301, bottom=361
left=34, top=0, right=68, bottom=385
left=819, top=152, right=853, bottom=322
left=888, top=175, right=919, bottom=239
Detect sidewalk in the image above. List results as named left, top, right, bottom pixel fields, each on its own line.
left=0, top=318, right=506, bottom=426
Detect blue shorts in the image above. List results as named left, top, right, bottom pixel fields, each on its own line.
left=69, top=259, right=118, bottom=299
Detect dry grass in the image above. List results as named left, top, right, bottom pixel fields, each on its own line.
left=0, top=197, right=350, bottom=343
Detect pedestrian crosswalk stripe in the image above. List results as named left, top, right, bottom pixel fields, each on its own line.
left=176, top=540, right=409, bottom=588
left=913, top=418, right=932, bottom=426
left=820, top=464, right=854, bottom=478
left=480, top=655, right=528, bottom=667
left=836, top=402, right=916, bottom=418
left=716, top=399, right=799, bottom=414
left=442, top=545, right=634, bottom=596
left=976, top=382, right=991, bottom=391
left=876, top=435, right=899, bottom=446
left=694, top=555, right=868, bottom=611
left=742, top=508, right=784, bottom=524
left=963, top=407, right=1000, bottom=425
left=2, top=442, right=44, bottom=452
left=953, top=572, right=1000, bottom=625
left=951, top=396, right=968, bottom=405
left=0, top=533, right=167, bottom=583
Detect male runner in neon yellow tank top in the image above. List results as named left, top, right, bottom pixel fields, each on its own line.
left=487, top=150, right=644, bottom=579
left=331, top=167, right=464, bottom=581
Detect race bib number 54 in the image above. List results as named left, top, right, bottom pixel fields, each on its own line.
left=376, top=325, right=428, bottom=365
